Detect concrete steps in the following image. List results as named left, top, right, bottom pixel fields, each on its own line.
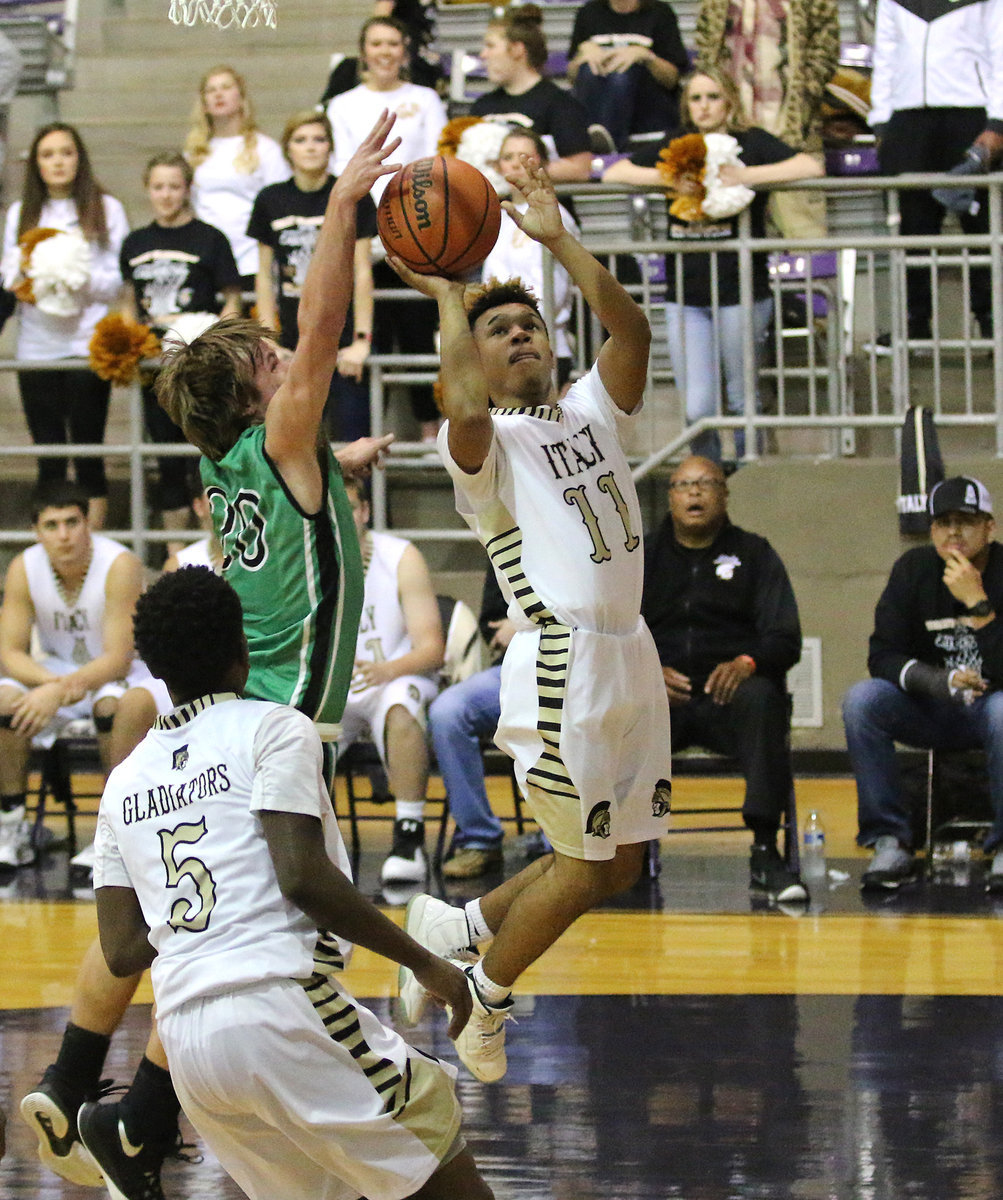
left=10, top=0, right=371, bottom=215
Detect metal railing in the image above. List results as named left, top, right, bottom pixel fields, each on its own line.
left=1, top=171, right=1001, bottom=552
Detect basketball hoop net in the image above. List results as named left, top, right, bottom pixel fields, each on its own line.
left=168, top=0, right=276, bottom=29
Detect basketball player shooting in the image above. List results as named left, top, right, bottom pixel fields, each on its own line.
left=156, top=110, right=401, bottom=731
left=388, top=159, right=673, bottom=1082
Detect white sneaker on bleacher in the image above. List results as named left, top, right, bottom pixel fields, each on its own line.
left=0, top=805, right=34, bottom=869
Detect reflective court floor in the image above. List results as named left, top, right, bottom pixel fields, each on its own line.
left=3, top=776, right=1003, bottom=1200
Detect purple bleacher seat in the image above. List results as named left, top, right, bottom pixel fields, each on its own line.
left=768, top=252, right=838, bottom=280
left=769, top=252, right=838, bottom=319
left=546, top=50, right=568, bottom=76
left=591, top=152, right=627, bottom=179
left=825, top=145, right=879, bottom=176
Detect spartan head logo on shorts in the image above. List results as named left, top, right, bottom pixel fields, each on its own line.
left=172, top=746, right=189, bottom=771
left=408, top=683, right=421, bottom=704
left=585, top=801, right=612, bottom=840
left=651, top=779, right=672, bottom=818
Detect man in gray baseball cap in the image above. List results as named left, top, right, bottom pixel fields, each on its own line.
left=843, top=475, right=1003, bottom=891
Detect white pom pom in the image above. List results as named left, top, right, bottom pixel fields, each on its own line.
left=29, top=232, right=92, bottom=317
left=701, top=133, right=755, bottom=220
left=457, top=121, right=511, bottom=197
left=159, top=311, right=219, bottom=349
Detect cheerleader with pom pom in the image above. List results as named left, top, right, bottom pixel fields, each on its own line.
left=3, top=123, right=129, bottom=526
left=604, top=69, right=822, bottom=462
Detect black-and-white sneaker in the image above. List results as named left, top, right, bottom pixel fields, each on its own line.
left=77, top=1099, right=171, bottom=1200
left=20, top=1066, right=103, bottom=1187
left=0, top=804, right=34, bottom=869
left=380, top=818, right=427, bottom=884
left=749, top=844, right=808, bottom=903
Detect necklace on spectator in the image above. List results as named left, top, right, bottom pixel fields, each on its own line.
left=54, top=541, right=93, bottom=608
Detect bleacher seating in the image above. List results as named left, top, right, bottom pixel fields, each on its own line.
left=0, top=0, right=75, bottom=95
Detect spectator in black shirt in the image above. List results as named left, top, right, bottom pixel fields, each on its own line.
left=641, top=455, right=806, bottom=902
left=471, top=4, right=593, bottom=182
left=120, top=152, right=241, bottom=555
left=843, top=476, right=1003, bottom=893
left=248, top=110, right=377, bottom=442
left=569, top=0, right=690, bottom=152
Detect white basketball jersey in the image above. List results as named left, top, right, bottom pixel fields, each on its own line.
left=175, top=538, right=214, bottom=571
left=94, top=695, right=354, bottom=1018
left=24, top=533, right=129, bottom=667
left=439, top=364, right=644, bottom=635
left=355, top=532, right=413, bottom=668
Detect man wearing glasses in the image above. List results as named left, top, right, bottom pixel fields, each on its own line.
left=641, top=455, right=806, bottom=901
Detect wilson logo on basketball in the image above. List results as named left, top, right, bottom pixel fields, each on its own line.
left=376, top=155, right=501, bottom=279
left=409, top=158, right=435, bottom=231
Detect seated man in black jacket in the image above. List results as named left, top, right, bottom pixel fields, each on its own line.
left=843, top=476, right=1003, bottom=892
left=642, top=455, right=806, bottom=901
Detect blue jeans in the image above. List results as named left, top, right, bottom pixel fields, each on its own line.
left=428, top=666, right=505, bottom=850
left=842, top=677, right=1003, bottom=851
left=665, top=296, right=773, bottom=462
left=573, top=64, right=654, bottom=151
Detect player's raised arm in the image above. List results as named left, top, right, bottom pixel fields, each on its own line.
left=506, top=159, right=651, bottom=414
left=388, top=258, right=494, bottom=473
left=265, top=112, right=401, bottom=465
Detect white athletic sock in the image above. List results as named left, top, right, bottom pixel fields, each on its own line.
left=395, top=801, right=425, bottom=823
left=464, top=898, right=492, bottom=945
left=471, top=958, right=511, bottom=1007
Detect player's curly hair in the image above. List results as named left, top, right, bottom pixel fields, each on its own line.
left=465, top=276, right=543, bottom=330
left=134, top=567, right=245, bottom=700
left=155, top=316, right=269, bottom=462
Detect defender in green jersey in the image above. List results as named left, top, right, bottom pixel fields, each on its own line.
left=157, top=112, right=399, bottom=725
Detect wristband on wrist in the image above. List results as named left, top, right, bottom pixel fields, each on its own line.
left=737, top=654, right=756, bottom=672
left=966, top=598, right=993, bottom=618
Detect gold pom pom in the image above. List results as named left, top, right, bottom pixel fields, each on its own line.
left=88, top=313, right=161, bottom=385
left=438, top=116, right=483, bottom=157
left=13, top=227, right=61, bottom=303
left=658, top=135, right=707, bottom=221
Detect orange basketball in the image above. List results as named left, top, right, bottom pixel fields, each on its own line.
left=377, top=155, right=502, bottom=278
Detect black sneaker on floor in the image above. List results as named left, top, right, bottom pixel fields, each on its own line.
left=749, top=845, right=808, bottom=903
left=20, top=1065, right=103, bottom=1187
left=77, top=1099, right=171, bottom=1200
left=380, top=818, right=428, bottom=884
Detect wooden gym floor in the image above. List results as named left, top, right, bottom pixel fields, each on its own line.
left=3, top=772, right=1003, bottom=1199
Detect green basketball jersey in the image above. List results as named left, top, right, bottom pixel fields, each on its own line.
left=200, top=426, right=363, bottom=725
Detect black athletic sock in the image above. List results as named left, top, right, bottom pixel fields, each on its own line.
left=1, top=792, right=26, bottom=814
left=52, top=1022, right=111, bottom=1096
left=747, top=818, right=780, bottom=852
left=120, top=1056, right=181, bottom=1150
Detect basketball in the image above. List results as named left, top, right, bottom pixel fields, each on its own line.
left=377, top=155, right=502, bottom=278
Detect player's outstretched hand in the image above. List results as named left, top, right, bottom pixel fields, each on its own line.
left=335, top=433, right=394, bottom=477
left=502, top=156, right=565, bottom=244
left=335, top=110, right=402, bottom=205
left=413, top=954, right=473, bottom=1039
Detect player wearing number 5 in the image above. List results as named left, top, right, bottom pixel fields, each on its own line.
left=389, top=157, right=672, bottom=1082
left=156, top=112, right=400, bottom=730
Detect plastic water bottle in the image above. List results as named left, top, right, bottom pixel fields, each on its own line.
left=802, top=811, right=827, bottom=884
